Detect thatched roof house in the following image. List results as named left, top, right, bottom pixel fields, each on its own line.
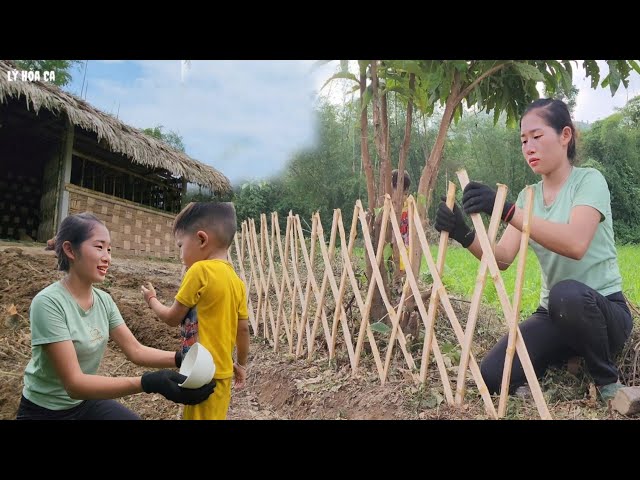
left=0, top=60, right=231, bottom=257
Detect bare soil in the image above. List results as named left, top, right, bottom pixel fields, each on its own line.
left=1, top=241, right=638, bottom=420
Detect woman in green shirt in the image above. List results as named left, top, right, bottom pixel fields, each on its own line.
left=17, top=212, right=215, bottom=419
left=435, top=98, right=632, bottom=402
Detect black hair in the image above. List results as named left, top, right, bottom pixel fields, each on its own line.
left=391, top=169, right=411, bottom=192
left=173, top=201, right=237, bottom=248
left=54, top=212, right=103, bottom=272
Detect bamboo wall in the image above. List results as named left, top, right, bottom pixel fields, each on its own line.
left=67, top=184, right=178, bottom=258
left=0, top=172, right=41, bottom=241
left=36, top=148, right=62, bottom=242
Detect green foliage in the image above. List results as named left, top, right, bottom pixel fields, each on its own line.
left=142, top=125, right=186, bottom=152
left=580, top=111, right=640, bottom=243
left=13, top=60, right=82, bottom=86
left=233, top=180, right=289, bottom=226
left=433, top=245, right=640, bottom=316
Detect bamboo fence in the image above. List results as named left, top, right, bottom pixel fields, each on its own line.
left=229, top=169, right=550, bottom=419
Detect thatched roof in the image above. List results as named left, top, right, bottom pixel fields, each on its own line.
left=0, top=60, right=231, bottom=193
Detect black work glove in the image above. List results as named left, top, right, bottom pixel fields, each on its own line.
left=141, top=370, right=216, bottom=405
left=175, top=350, right=183, bottom=368
left=434, top=198, right=475, bottom=248
left=462, top=181, right=515, bottom=222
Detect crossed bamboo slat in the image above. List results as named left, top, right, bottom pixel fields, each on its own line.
left=230, top=169, right=550, bottom=419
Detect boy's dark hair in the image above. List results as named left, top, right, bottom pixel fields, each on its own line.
left=173, top=201, right=237, bottom=248
left=521, top=98, right=578, bottom=164
left=391, top=169, right=411, bottom=192
left=55, top=212, right=103, bottom=272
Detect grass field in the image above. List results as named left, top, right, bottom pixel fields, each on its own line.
left=426, top=244, right=639, bottom=318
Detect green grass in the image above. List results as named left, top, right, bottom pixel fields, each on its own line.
left=429, top=245, right=640, bottom=318
left=350, top=244, right=640, bottom=318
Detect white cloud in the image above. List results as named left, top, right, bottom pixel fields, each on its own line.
left=79, top=60, right=639, bottom=187
left=573, top=60, right=640, bottom=123
left=83, top=60, right=319, bottom=185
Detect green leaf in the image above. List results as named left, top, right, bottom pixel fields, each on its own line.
left=320, top=72, right=359, bottom=92
left=513, top=62, right=545, bottom=82
left=383, top=243, right=393, bottom=262
left=629, top=60, right=640, bottom=75
left=607, top=62, right=622, bottom=96
left=582, top=60, right=600, bottom=88
left=370, top=322, right=391, bottom=334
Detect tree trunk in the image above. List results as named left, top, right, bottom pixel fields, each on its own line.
left=391, top=73, right=415, bottom=284
left=409, top=74, right=462, bottom=277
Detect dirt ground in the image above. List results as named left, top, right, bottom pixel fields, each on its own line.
left=1, top=241, right=638, bottom=420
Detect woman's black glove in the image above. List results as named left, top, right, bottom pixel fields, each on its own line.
left=434, top=199, right=475, bottom=248
left=141, top=370, right=215, bottom=405
left=462, top=181, right=515, bottom=222
left=175, top=350, right=183, bottom=368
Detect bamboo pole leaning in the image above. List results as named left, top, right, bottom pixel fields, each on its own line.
left=456, top=169, right=551, bottom=420
left=498, top=186, right=534, bottom=417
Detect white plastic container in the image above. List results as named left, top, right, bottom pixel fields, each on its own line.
left=179, top=342, right=216, bottom=389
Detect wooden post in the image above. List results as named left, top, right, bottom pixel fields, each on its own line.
left=498, top=186, right=534, bottom=417
left=57, top=115, right=74, bottom=228
left=455, top=183, right=508, bottom=405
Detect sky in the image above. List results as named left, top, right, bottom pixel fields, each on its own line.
left=64, top=60, right=640, bottom=187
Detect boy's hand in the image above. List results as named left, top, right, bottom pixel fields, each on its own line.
left=233, top=363, right=247, bottom=390
left=141, top=282, right=157, bottom=306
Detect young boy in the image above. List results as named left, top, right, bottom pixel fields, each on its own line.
left=141, top=202, right=250, bottom=420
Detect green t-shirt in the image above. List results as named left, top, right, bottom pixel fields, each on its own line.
left=516, top=167, right=622, bottom=309
left=22, top=281, right=125, bottom=410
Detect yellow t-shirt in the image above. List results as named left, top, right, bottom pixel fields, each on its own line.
left=175, top=259, right=248, bottom=420
left=175, top=259, right=248, bottom=380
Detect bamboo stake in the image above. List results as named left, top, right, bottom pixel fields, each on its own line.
left=386, top=196, right=454, bottom=403
left=352, top=200, right=391, bottom=371
left=498, top=186, right=534, bottom=417
left=456, top=169, right=551, bottom=420
left=330, top=208, right=360, bottom=364
left=244, top=220, right=262, bottom=336
left=252, top=219, right=276, bottom=340
left=289, top=218, right=309, bottom=356
left=279, top=214, right=297, bottom=345
left=454, top=183, right=507, bottom=404
left=263, top=213, right=286, bottom=350
left=234, top=233, right=257, bottom=334
left=273, top=214, right=293, bottom=352
left=406, top=196, right=498, bottom=418
left=295, top=215, right=318, bottom=356
left=294, top=214, right=342, bottom=359
left=309, top=211, right=352, bottom=360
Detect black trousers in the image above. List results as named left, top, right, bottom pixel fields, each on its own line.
left=481, top=279, right=633, bottom=394
left=16, top=395, right=141, bottom=420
